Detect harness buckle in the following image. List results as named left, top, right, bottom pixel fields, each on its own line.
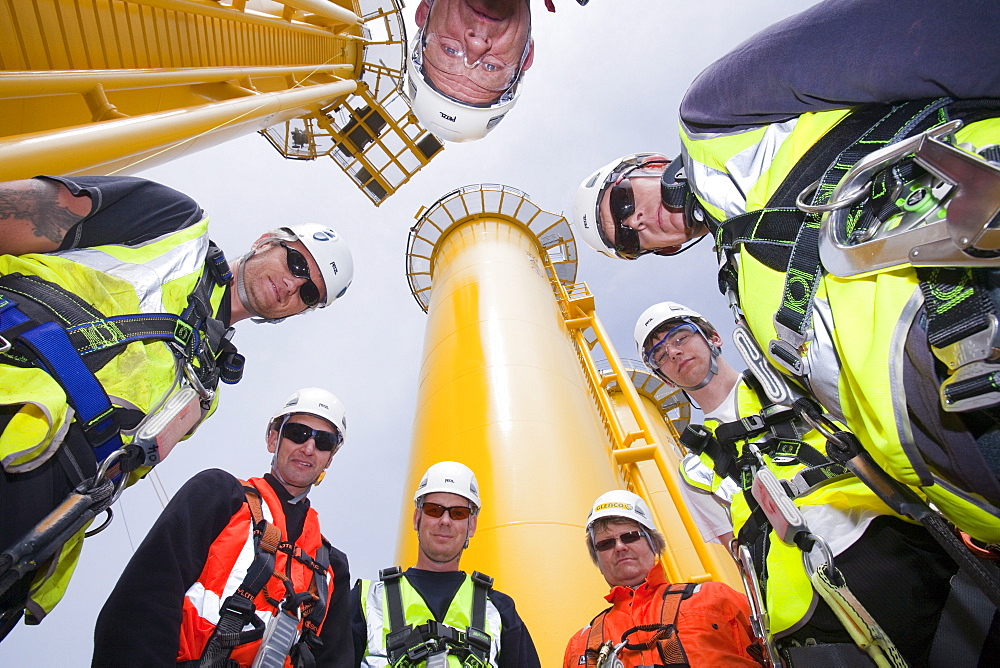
left=940, top=361, right=1000, bottom=412
left=83, top=407, right=120, bottom=448
left=769, top=319, right=809, bottom=377
left=933, top=314, right=1000, bottom=370
left=0, top=333, right=10, bottom=354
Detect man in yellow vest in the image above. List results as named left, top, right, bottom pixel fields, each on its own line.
left=571, top=0, right=1000, bottom=573
left=0, top=175, right=354, bottom=636
left=93, top=387, right=353, bottom=666
left=634, top=301, right=975, bottom=666
left=352, top=461, right=540, bottom=667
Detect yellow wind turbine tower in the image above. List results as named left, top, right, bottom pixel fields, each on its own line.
left=402, top=185, right=740, bottom=664
left=0, top=0, right=442, bottom=204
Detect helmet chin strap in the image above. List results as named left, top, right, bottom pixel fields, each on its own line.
left=235, top=251, right=263, bottom=319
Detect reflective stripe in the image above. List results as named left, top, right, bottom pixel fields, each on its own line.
left=359, top=575, right=503, bottom=668
left=51, top=228, right=209, bottom=313
left=182, top=500, right=269, bottom=628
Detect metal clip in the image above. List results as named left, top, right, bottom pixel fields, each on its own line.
left=932, top=313, right=999, bottom=370
left=0, top=334, right=12, bottom=354
left=940, top=361, right=1000, bottom=412
left=731, top=541, right=782, bottom=667
left=801, top=532, right=836, bottom=579
left=769, top=318, right=810, bottom=377
left=183, top=361, right=214, bottom=402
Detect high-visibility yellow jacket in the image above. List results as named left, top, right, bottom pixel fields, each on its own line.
left=680, top=104, right=1000, bottom=543
left=0, top=217, right=226, bottom=621
left=680, top=376, right=900, bottom=637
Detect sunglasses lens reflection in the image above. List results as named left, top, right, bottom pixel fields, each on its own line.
left=595, top=530, right=645, bottom=552
left=281, top=422, right=342, bottom=452
left=422, top=502, right=472, bottom=520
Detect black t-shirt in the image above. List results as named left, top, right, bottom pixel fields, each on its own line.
left=40, top=175, right=204, bottom=249
left=350, top=567, right=541, bottom=668
left=39, top=175, right=232, bottom=324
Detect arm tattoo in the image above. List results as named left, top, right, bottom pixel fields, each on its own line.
left=0, top=180, right=84, bottom=245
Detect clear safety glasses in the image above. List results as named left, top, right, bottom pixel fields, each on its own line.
left=421, top=32, right=530, bottom=93
left=594, top=530, right=647, bottom=552
left=645, top=323, right=699, bottom=369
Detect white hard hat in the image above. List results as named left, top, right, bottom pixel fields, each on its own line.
left=634, top=301, right=719, bottom=389
left=267, top=387, right=348, bottom=448
left=634, top=302, right=711, bottom=358
left=284, top=223, right=354, bottom=307
left=414, top=461, right=481, bottom=509
left=404, top=33, right=526, bottom=143
left=586, top=490, right=656, bottom=534
left=572, top=153, right=670, bottom=259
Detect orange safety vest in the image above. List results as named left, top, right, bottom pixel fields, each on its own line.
left=563, top=564, right=760, bottom=667
left=177, top=477, right=333, bottom=666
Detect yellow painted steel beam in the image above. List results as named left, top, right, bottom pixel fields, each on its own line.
left=0, top=80, right=357, bottom=179
left=0, top=65, right=354, bottom=96
left=403, top=187, right=618, bottom=665
left=605, top=368, right=741, bottom=590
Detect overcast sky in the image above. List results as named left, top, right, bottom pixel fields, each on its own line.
left=2, top=1, right=816, bottom=663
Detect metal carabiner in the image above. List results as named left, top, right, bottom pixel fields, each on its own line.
left=183, top=360, right=214, bottom=402
left=796, top=178, right=870, bottom=214
left=94, top=446, right=131, bottom=505
left=801, top=532, right=837, bottom=579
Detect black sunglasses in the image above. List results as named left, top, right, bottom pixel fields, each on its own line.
left=608, top=177, right=642, bottom=259
left=281, top=421, right=343, bottom=452
left=594, top=529, right=647, bottom=552
left=279, top=242, right=322, bottom=307
left=421, top=502, right=473, bottom=521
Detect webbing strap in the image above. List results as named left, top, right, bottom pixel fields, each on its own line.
left=0, top=296, right=122, bottom=461
left=0, top=273, right=199, bottom=362
left=583, top=607, right=611, bottom=666
left=927, top=569, right=997, bottom=667
left=916, top=266, right=995, bottom=349
left=380, top=566, right=407, bottom=637
left=199, top=483, right=281, bottom=668
left=773, top=99, right=953, bottom=372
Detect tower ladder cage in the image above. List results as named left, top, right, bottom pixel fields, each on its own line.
left=551, top=276, right=739, bottom=585
left=260, top=0, right=444, bottom=205
left=1, top=0, right=442, bottom=202
left=404, top=184, right=738, bottom=585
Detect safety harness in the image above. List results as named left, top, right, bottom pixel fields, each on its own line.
left=379, top=567, right=493, bottom=668
left=0, top=242, right=243, bottom=473
left=0, top=245, right=245, bottom=610
left=583, top=582, right=696, bottom=667
left=681, top=369, right=910, bottom=668
left=199, top=481, right=331, bottom=668
left=712, top=98, right=1000, bottom=409
left=683, top=369, right=999, bottom=666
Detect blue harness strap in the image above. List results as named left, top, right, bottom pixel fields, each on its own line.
left=0, top=294, right=123, bottom=462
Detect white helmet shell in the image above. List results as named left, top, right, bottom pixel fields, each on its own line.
left=572, top=153, right=670, bottom=259
left=267, top=387, right=348, bottom=447
left=284, top=223, right=354, bottom=307
left=414, top=461, right=481, bottom=509
left=586, top=490, right=656, bottom=534
left=634, top=301, right=710, bottom=360
left=405, top=65, right=519, bottom=143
